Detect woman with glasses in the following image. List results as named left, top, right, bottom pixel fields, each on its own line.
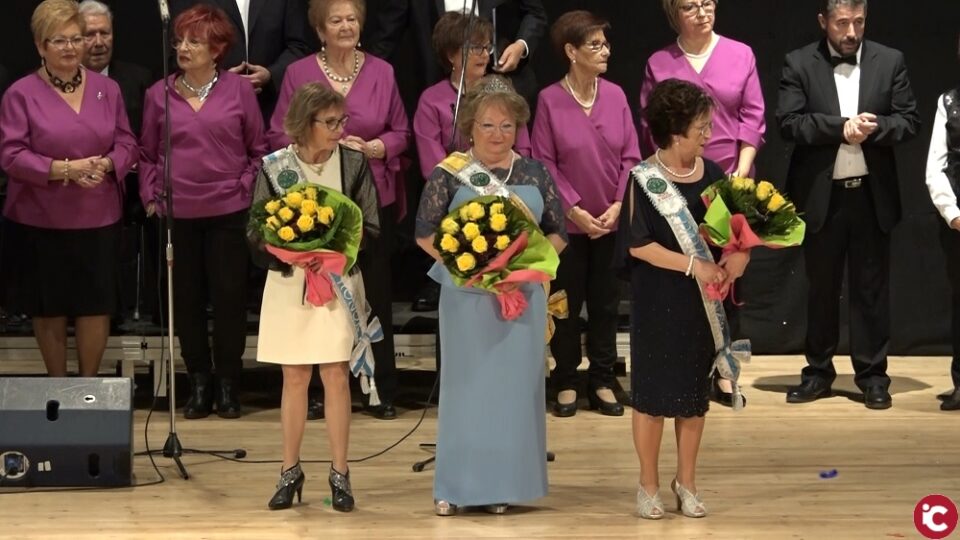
left=139, top=4, right=268, bottom=419
left=0, top=0, right=137, bottom=377
left=531, top=11, right=641, bottom=418
left=639, top=0, right=764, bottom=408
left=268, top=0, right=410, bottom=420
left=617, top=79, right=749, bottom=519
left=415, top=75, right=567, bottom=516
left=250, top=83, right=380, bottom=510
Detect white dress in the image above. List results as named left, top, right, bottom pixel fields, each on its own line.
left=256, top=146, right=363, bottom=365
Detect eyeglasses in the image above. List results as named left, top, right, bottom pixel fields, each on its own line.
left=46, top=36, right=84, bottom=50
left=475, top=121, right=516, bottom=135
left=170, top=38, right=208, bottom=51
left=83, top=30, right=113, bottom=42
left=583, top=40, right=611, bottom=53
left=680, top=0, right=717, bottom=16
left=694, top=121, right=713, bottom=137
left=314, top=115, right=349, bottom=131
left=467, top=43, right=494, bottom=56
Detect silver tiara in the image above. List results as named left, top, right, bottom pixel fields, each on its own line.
left=478, top=76, right=512, bottom=95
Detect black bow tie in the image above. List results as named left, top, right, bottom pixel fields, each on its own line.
left=830, top=55, right=857, bottom=67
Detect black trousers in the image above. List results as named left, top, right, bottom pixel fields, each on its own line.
left=802, top=180, right=890, bottom=390
left=357, top=204, right=397, bottom=403
left=171, top=210, right=249, bottom=380
left=939, top=221, right=960, bottom=389
left=549, top=233, right=620, bottom=391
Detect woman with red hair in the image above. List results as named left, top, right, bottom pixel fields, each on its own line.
left=139, top=4, right=268, bottom=419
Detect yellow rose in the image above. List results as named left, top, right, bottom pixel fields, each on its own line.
left=278, top=226, right=296, bottom=242
left=296, top=214, right=315, bottom=233
left=317, top=206, right=335, bottom=225
left=303, top=186, right=318, bottom=201
left=495, top=235, right=511, bottom=250
left=300, top=199, right=318, bottom=216
left=490, top=202, right=505, bottom=215
left=440, top=217, right=460, bottom=235
left=462, top=222, right=481, bottom=241
left=767, top=193, right=786, bottom=212
left=284, top=191, right=304, bottom=208
left=439, top=233, right=460, bottom=253
left=741, top=178, right=756, bottom=190
left=490, top=213, right=508, bottom=232
left=277, top=207, right=295, bottom=223
left=731, top=177, right=746, bottom=190
left=755, top=180, right=775, bottom=201
left=472, top=235, right=488, bottom=254
left=459, top=205, right=470, bottom=221
left=265, top=216, right=281, bottom=230
left=455, top=252, right=476, bottom=272
left=466, top=202, right=485, bottom=220
left=264, top=200, right=281, bottom=215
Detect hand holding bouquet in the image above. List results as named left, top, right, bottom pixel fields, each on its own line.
left=250, top=183, right=363, bottom=306
left=434, top=195, right=559, bottom=320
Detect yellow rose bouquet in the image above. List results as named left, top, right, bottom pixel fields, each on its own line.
left=249, top=183, right=363, bottom=306
left=434, top=195, right=559, bottom=320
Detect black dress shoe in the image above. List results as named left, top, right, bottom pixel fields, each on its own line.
left=216, top=377, right=242, bottom=418
left=552, top=393, right=577, bottom=417
left=588, top=388, right=624, bottom=416
left=307, top=395, right=324, bottom=420
left=411, top=283, right=440, bottom=312
left=369, top=403, right=397, bottom=420
left=709, top=376, right=747, bottom=409
left=863, top=385, right=892, bottom=410
left=937, top=389, right=956, bottom=401
left=183, top=373, right=214, bottom=419
left=941, top=389, right=960, bottom=411
left=786, top=379, right=832, bottom=404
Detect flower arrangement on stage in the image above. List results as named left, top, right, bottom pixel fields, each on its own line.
left=250, top=183, right=363, bottom=306
left=434, top=195, right=559, bottom=320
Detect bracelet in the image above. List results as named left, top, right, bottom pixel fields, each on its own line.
left=62, top=159, right=70, bottom=185
left=685, top=255, right=696, bottom=277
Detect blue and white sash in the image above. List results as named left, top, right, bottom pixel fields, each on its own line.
left=632, top=162, right=750, bottom=410
left=438, top=151, right=511, bottom=197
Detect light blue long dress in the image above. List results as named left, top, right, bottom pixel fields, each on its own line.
left=415, top=157, right=566, bottom=507
left=431, top=185, right=547, bottom=506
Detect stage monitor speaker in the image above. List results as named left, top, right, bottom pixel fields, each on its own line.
left=0, top=377, right=133, bottom=487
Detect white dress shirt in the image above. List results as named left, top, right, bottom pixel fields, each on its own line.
left=829, top=42, right=869, bottom=180
left=235, top=0, right=250, bottom=52
left=443, top=0, right=529, bottom=58
left=925, top=93, right=959, bottom=226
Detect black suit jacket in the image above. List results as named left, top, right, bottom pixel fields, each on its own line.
left=776, top=39, right=920, bottom=234
left=108, top=59, right=154, bottom=136
left=170, top=0, right=316, bottom=119
left=364, top=0, right=546, bottom=103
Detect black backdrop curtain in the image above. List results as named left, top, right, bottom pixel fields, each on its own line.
left=3, top=0, right=959, bottom=355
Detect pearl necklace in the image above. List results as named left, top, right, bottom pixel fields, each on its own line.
left=471, top=149, right=517, bottom=183
left=564, top=74, right=597, bottom=109
left=320, top=49, right=360, bottom=93
left=179, top=71, right=219, bottom=102
left=655, top=149, right=698, bottom=179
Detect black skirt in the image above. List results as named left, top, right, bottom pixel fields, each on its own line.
left=0, top=220, right=121, bottom=317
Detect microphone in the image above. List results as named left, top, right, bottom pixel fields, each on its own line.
left=158, top=0, right=170, bottom=23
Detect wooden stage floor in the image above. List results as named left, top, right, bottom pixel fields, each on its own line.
left=2, top=356, right=959, bottom=539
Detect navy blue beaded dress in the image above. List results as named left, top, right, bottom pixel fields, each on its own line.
left=615, top=159, right=728, bottom=418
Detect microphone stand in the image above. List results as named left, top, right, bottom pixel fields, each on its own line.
left=158, top=9, right=188, bottom=481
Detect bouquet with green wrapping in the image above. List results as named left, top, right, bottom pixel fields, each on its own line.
left=434, top=195, right=559, bottom=320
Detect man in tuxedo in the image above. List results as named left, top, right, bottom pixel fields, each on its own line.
left=170, top=0, right=315, bottom=120
left=776, top=0, right=919, bottom=409
left=364, top=0, right=547, bottom=105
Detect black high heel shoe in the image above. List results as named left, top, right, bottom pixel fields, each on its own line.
left=268, top=463, right=305, bottom=510
left=710, top=376, right=746, bottom=409
left=588, top=388, right=624, bottom=416
left=329, top=466, right=355, bottom=512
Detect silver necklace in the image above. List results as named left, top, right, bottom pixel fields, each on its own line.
left=471, top=149, right=517, bottom=183
left=295, top=145, right=335, bottom=176
left=179, top=71, right=219, bottom=102
left=655, top=149, right=697, bottom=179
left=320, top=49, right=360, bottom=93
left=564, top=74, right=597, bottom=109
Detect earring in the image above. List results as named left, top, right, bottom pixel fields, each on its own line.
left=572, top=58, right=577, bottom=64
left=357, top=41, right=362, bottom=49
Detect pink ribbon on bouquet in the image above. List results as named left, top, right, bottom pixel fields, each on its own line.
left=701, top=214, right=760, bottom=304
left=464, top=231, right=552, bottom=320
left=265, top=245, right=347, bottom=307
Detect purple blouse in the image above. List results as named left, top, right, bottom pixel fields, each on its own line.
left=0, top=71, right=138, bottom=229
left=531, top=79, right=641, bottom=234
left=639, top=35, right=766, bottom=174
left=268, top=54, right=410, bottom=208
left=413, top=80, right=532, bottom=179
left=139, top=71, right=268, bottom=219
